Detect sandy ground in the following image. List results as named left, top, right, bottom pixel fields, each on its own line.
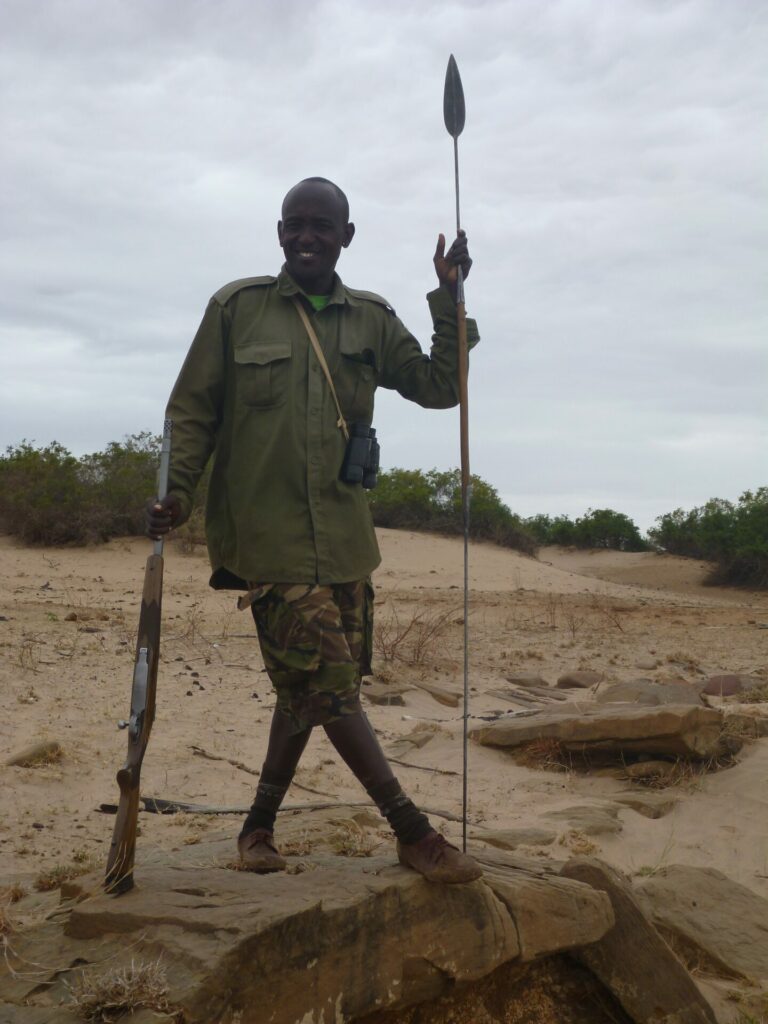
left=1, top=529, right=767, bottom=1014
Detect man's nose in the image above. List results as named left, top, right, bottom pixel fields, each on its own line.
left=297, top=224, right=316, bottom=246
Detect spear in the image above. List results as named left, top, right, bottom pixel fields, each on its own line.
left=443, top=54, right=471, bottom=853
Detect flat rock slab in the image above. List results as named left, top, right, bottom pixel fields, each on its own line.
left=471, top=827, right=557, bottom=850
left=702, top=673, right=765, bottom=697
left=543, top=803, right=623, bottom=837
left=556, top=670, right=604, bottom=689
left=3, top=839, right=613, bottom=1024
left=471, top=704, right=733, bottom=760
left=560, top=857, right=717, bottom=1024
left=362, top=679, right=410, bottom=706
left=635, top=864, right=768, bottom=981
left=595, top=680, right=703, bottom=707
left=614, top=791, right=678, bottom=819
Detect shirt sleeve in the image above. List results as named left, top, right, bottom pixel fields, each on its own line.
left=377, top=286, right=480, bottom=409
left=165, top=298, right=229, bottom=524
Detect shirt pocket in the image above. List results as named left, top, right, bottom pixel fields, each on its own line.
left=234, top=339, right=292, bottom=408
left=338, top=338, right=377, bottom=424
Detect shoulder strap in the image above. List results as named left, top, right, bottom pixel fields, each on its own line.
left=291, top=297, right=350, bottom=442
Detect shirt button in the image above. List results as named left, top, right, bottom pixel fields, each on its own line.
left=311, top=407, right=319, bottom=416
left=310, top=455, right=320, bottom=466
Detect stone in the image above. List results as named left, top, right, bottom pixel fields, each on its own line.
left=476, top=851, right=614, bottom=962
left=613, top=791, right=678, bottom=819
left=702, top=673, right=765, bottom=697
left=414, top=679, right=461, bottom=707
left=5, top=740, right=62, bottom=768
left=595, top=679, right=703, bottom=707
left=542, top=803, right=622, bottom=837
left=635, top=864, right=768, bottom=981
left=2, top=836, right=615, bottom=1024
left=471, top=828, right=557, bottom=850
left=503, top=673, right=550, bottom=689
left=556, top=670, right=604, bottom=689
left=472, top=705, right=733, bottom=760
left=362, top=679, right=408, bottom=706
left=560, top=857, right=717, bottom=1024
left=635, top=656, right=659, bottom=670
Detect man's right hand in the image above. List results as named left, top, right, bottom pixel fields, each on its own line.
left=145, top=494, right=182, bottom=540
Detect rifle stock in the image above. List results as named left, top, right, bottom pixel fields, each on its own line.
left=105, top=422, right=171, bottom=894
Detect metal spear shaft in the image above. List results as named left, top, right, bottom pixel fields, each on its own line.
left=443, top=54, right=471, bottom=853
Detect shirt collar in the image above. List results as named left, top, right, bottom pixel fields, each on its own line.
left=277, top=266, right=350, bottom=307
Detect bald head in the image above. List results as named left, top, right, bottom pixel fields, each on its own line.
left=282, top=177, right=349, bottom=223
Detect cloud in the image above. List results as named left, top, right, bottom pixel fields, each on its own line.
left=0, top=0, right=765, bottom=534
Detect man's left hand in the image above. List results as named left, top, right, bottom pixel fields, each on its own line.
left=434, top=230, right=472, bottom=300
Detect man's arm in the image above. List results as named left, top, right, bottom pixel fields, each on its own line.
left=147, top=298, right=228, bottom=537
left=378, top=232, right=479, bottom=408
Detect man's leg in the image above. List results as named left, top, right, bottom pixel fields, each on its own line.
left=237, top=706, right=312, bottom=872
left=323, top=705, right=481, bottom=882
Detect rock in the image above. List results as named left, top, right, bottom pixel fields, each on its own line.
left=471, top=828, right=557, bottom=850
left=386, top=731, right=434, bottom=759
left=414, top=679, right=461, bottom=707
left=5, top=741, right=63, bottom=768
left=4, top=837, right=615, bottom=1024
left=362, top=679, right=408, bottom=706
left=476, top=852, right=614, bottom=962
left=560, top=857, right=718, bottom=1024
left=614, top=791, right=678, bottom=819
left=595, top=679, right=703, bottom=707
left=472, top=705, right=733, bottom=760
left=702, top=673, right=764, bottom=697
left=556, top=670, right=604, bottom=689
left=635, top=864, right=768, bottom=981
left=504, top=673, right=550, bottom=689
left=635, top=656, right=659, bottom=670
left=543, top=803, right=622, bottom=837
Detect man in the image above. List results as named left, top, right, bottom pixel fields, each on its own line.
left=147, top=177, right=481, bottom=883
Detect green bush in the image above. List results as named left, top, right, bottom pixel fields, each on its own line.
left=0, top=435, right=161, bottom=546
left=368, top=468, right=538, bottom=555
left=524, top=509, right=647, bottom=551
left=650, top=489, right=768, bottom=588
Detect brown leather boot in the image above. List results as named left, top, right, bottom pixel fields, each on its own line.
left=397, top=831, right=483, bottom=883
left=237, top=829, right=287, bottom=873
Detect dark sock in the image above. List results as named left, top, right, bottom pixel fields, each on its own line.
left=368, top=778, right=432, bottom=845
left=240, top=768, right=292, bottom=837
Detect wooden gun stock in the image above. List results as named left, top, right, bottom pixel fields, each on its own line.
left=105, top=421, right=172, bottom=894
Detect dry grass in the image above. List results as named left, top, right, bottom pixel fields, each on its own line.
left=742, top=683, right=768, bottom=704
left=328, top=820, right=384, bottom=858
left=34, top=853, right=95, bottom=892
left=513, top=737, right=572, bottom=773
left=373, top=602, right=457, bottom=665
left=558, top=830, right=598, bottom=855
left=66, top=957, right=180, bottom=1022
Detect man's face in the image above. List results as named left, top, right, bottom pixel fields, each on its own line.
left=277, top=181, right=355, bottom=293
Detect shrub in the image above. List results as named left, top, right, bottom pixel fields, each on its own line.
left=525, top=508, right=647, bottom=552
left=368, top=467, right=538, bottom=555
left=650, top=488, right=768, bottom=588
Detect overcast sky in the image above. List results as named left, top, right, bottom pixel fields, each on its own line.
left=1, top=0, right=765, bottom=532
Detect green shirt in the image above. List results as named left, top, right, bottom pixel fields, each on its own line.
left=166, top=266, right=480, bottom=587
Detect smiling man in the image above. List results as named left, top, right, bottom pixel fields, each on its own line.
left=147, top=177, right=481, bottom=883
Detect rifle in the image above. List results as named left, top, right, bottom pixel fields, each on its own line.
left=105, top=419, right=172, bottom=894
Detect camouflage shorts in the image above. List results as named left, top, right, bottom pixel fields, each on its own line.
left=242, top=579, right=374, bottom=733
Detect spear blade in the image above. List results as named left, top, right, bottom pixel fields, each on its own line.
left=443, top=54, right=466, bottom=139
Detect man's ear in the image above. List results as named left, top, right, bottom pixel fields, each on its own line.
left=342, top=222, right=355, bottom=248
left=276, top=220, right=284, bottom=244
